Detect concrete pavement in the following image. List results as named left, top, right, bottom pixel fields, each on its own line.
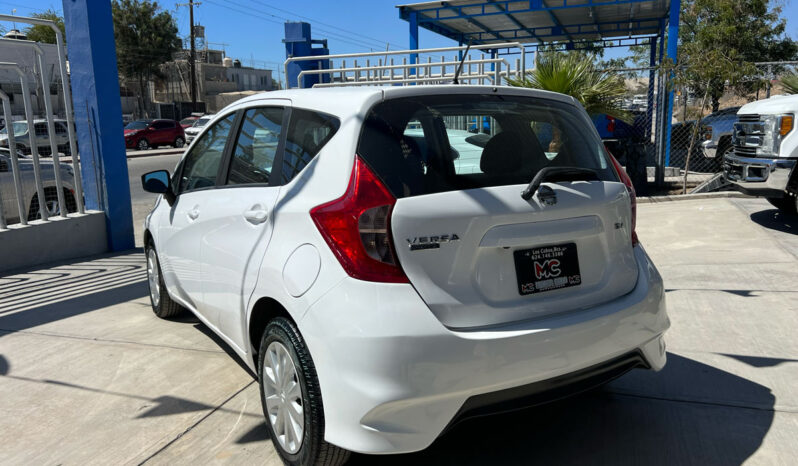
left=0, top=197, right=797, bottom=464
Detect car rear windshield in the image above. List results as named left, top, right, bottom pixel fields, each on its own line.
left=357, top=94, right=616, bottom=198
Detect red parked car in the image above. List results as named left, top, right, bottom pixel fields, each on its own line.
left=124, top=119, right=185, bottom=151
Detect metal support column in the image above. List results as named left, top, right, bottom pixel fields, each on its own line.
left=646, top=38, right=656, bottom=141
left=62, top=0, right=134, bottom=251
left=663, top=0, right=680, bottom=175
left=409, top=11, right=419, bottom=77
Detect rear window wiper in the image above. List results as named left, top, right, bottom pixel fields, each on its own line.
left=521, top=167, right=600, bottom=201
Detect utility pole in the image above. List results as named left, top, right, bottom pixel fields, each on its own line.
left=189, top=0, right=197, bottom=111
left=178, top=1, right=200, bottom=112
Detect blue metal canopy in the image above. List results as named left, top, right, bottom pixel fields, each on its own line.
left=397, top=0, right=673, bottom=50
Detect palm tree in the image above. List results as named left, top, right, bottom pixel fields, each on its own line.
left=781, top=73, right=798, bottom=95
left=508, top=53, right=631, bottom=122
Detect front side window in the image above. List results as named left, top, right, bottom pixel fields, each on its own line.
left=227, top=107, right=284, bottom=185
left=34, top=123, right=48, bottom=137
left=281, top=109, right=339, bottom=184
left=55, top=122, right=67, bottom=135
left=178, top=113, right=236, bottom=193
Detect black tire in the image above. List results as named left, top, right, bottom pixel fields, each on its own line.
left=766, top=196, right=798, bottom=215
left=257, top=317, right=350, bottom=466
left=145, top=241, right=184, bottom=318
left=137, top=138, right=150, bottom=151
left=27, top=187, right=78, bottom=220
left=174, top=137, right=185, bottom=148
left=715, top=144, right=733, bottom=171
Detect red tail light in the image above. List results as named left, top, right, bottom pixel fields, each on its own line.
left=607, top=151, right=639, bottom=246
left=606, top=115, right=616, bottom=133
left=310, top=156, right=408, bottom=283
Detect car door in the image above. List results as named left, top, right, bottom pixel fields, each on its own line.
left=148, top=121, right=166, bottom=145
left=198, top=104, right=289, bottom=349
left=156, top=112, right=237, bottom=318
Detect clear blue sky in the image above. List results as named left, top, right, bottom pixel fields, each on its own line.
left=2, top=0, right=798, bottom=83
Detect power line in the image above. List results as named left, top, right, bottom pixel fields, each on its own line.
left=243, top=0, right=401, bottom=50
left=203, top=0, right=385, bottom=52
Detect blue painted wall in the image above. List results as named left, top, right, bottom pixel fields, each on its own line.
left=62, top=0, right=134, bottom=251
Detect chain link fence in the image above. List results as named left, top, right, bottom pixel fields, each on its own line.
left=603, top=61, right=798, bottom=194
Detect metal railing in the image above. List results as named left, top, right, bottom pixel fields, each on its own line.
left=0, top=15, right=84, bottom=230
left=285, top=42, right=528, bottom=89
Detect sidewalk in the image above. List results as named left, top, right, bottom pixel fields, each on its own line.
left=1, top=198, right=797, bottom=464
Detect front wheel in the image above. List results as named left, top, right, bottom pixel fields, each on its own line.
left=715, top=144, right=733, bottom=172
left=258, top=318, right=350, bottom=466
left=145, top=242, right=184, bottom=318
left=766, top=196, right=798, bottom=215
left=137, top=138, right=150, bottom=151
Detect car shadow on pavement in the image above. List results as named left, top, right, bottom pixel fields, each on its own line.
left=349, top=353, right=774, bottom=465
left=749, top=208, right=797, bottom=235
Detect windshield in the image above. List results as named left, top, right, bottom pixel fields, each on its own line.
left=358, top=94, right=615, bottom=199
left=125, top=121, right=149, bottom=130
left=0, top=122, right=28, bottom=137
left=193, top=117, right=211, bottom=128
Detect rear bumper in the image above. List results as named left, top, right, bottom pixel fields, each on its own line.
left=723, top=153, right=796, bottom=197
left=300, top=245, right=669, bottom=454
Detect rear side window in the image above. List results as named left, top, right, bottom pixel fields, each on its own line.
left=227, top=107, right=284, bottom=185
left=358, top=94, right=614, bottom=198
left=280, top=109, right=339, bottom=184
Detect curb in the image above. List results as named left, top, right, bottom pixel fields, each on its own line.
left=638, top=191, right=751, bottom=204
left=59, top=149, right=184, bottom=164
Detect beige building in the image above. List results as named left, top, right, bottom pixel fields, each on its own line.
left=154, top=49, right=277, bottom=114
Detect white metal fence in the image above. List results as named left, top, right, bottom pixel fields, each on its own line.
left=285, top=42, right=529, bottom=88
left=0, top=14, right=84, bottom=230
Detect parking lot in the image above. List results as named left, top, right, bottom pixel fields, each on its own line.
left=1, top=195, right=797, bottom=465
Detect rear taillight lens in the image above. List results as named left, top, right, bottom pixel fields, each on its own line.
left=607, top=151, right=639, bottom=246
left=606, top=115, right=616, bottom=133
left=310, top=156, right=408, bottom=283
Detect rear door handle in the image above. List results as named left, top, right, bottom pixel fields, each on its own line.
left=244, top=206, right=269, bottom=225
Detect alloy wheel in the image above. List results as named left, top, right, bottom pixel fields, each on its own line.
left=262, top=341, right=304, bottom=454
left=146, top=248, right=161, bottom=307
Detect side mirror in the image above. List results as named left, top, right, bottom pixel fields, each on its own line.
left=142, top=170, right=176, bottom=205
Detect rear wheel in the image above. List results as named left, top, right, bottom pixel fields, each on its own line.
left=766, top=196, right=798, bottom=214
left=174, top=137, right=185, bottom=148
left=258, top=317, right=350, bottom=466
left=145, top=242, right=184, bottom=318
left=27, top=187, right=78, bottom=220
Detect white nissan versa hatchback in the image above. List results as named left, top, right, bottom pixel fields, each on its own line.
left=141, top=85, right=669, bottom=465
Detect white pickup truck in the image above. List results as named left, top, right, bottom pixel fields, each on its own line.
left=724, top=94, right=798, bottom=213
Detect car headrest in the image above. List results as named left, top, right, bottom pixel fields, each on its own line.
left=480, top=130, right=549, bottom=175
left=480, top=132, right=525, bottom=174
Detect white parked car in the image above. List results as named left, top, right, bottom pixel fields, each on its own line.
left=141, top=86, right=669, bottom=465
left=0, top=119, right=72, bottom=156
left=0, top=147, right=78, bottom=223
left=184, top=114, right=215, bottom=143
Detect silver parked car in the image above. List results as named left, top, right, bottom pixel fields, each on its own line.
left=0, top=119, right=73, bottom=156
left=0, top=147, right=78, bottom=223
